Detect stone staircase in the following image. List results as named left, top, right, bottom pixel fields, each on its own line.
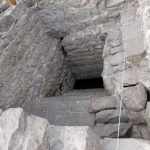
left=23, top=88, right=150, bottom=139
left=24, top=89, right=108, bottom=127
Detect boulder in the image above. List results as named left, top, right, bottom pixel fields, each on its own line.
left=96, top=109, right=128, bottom=124
left=0, top=108, right=101, bottom=150
left=122, top=83, right=147, bottom=112
left=89, top=96, right=117, bottom=113
left=93, top=123, right=132, bottom=138
left=100, top=138, right=150, bottom=150
left=0, top=108, right=50, bottom=150
left=48, top=126, right=101, bottom=150
left=114, top=67, right=139, bottom=86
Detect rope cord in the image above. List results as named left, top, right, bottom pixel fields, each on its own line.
left=116, top=2, right=129, bottom=150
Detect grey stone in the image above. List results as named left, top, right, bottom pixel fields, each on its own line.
left=103, top=76, right=115, bottom=95
left=114, top=67, right=139, bottom=86
left=48, top=126, right=101, bottom=150
left=69, top=113, right=95, bottom=127
left=106, top=0, right=125, bottom=8
left=0, top=108, right=49, bottom=150
left=124, top=110, right=147, bottom=125
left=113, top=63, right=131, bottom=74
left=93, top=123, right=132, bottom=138
left=130, top=125, right=145, bottom=139
left=46, top=112, right=71, bottom=126
left=96, top=109, right=129, bottom=124
left=100, top=138, right=150, bottom=150
left=121, top=8, right=136, bottom=24
left=89, top=96, right=117, bottom=113
left=124, top=36, right=145, bottom=61
left=0, top=1, right=9, bottom=12
left=0, top=108, right=100, bottom=150
left=0, top=109, right=2, bottom=116
left=111, top=45, right=123, bottom=54
left=130, top=125, right=150, bottom=140
left=122, top=83, right=147, bottom=112
left=146, top=102, right=150, bottom=132
left=70, top=100, right=91, bottom=113
left=0, top=14, right=15, bottom=33
left=111, top=51, right=124, bottom=66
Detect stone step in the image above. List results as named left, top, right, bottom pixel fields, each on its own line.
left=24, top=89, right=109, bottom=127
left=24, top=98, right=95, bottom=127
left=44, top=93, right=107, bottom=101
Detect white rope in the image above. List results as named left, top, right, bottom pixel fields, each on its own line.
left=116, top=2, right=130, bottom=150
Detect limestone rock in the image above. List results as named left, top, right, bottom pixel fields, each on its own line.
left=100, top=138, right=150, bottom=150
left=96, top=109, right=128, bottom=124
left=122, top=83, right=147, bottom=112
left=93, top=123, right=132, bottom=138
left=114, top=67, right=139, bottom=86
left=89, top=96, right=117, bottom=113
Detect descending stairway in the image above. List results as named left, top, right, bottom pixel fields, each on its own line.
left=24, top=89, right=108, bottom=127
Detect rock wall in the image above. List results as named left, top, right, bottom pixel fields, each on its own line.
left=0, top=2, right=68, bottom=109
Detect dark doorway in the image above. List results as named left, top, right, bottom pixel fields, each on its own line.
left=74, top=78, right=104, bottom=89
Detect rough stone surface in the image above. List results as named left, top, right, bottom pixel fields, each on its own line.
left=114, top=67, right=139, bottom=86
left=89, top=96, right=117, bottom=113
left=122, top=83, right=147, bottom=112
left=146, top=102, right=150, bottom=132
left=106, top=0, right=125, bottom=8
left=124, top=110, right=147, bottom=125
left=100, top=138, right=150, bottom=150
left=130, top=125, right=150, bottom=140
left=96, top=109, right=129, bottom=124
left=93, top=123, right=132, bottom=138
left=0, top=108, right=101, bottom=150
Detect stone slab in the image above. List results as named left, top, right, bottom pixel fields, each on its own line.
left=96, top=109, right=128, bottom=124
left=93, top=123, right=132, bottom=138
left=114, top=67, right=139, bottom=86
left=70, top=100, right=91, bottom=113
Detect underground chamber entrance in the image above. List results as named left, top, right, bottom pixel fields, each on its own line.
left=73, top=78, right=104, bottom=89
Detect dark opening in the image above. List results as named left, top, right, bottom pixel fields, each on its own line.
left=74, top=78, right=104, bottom=89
